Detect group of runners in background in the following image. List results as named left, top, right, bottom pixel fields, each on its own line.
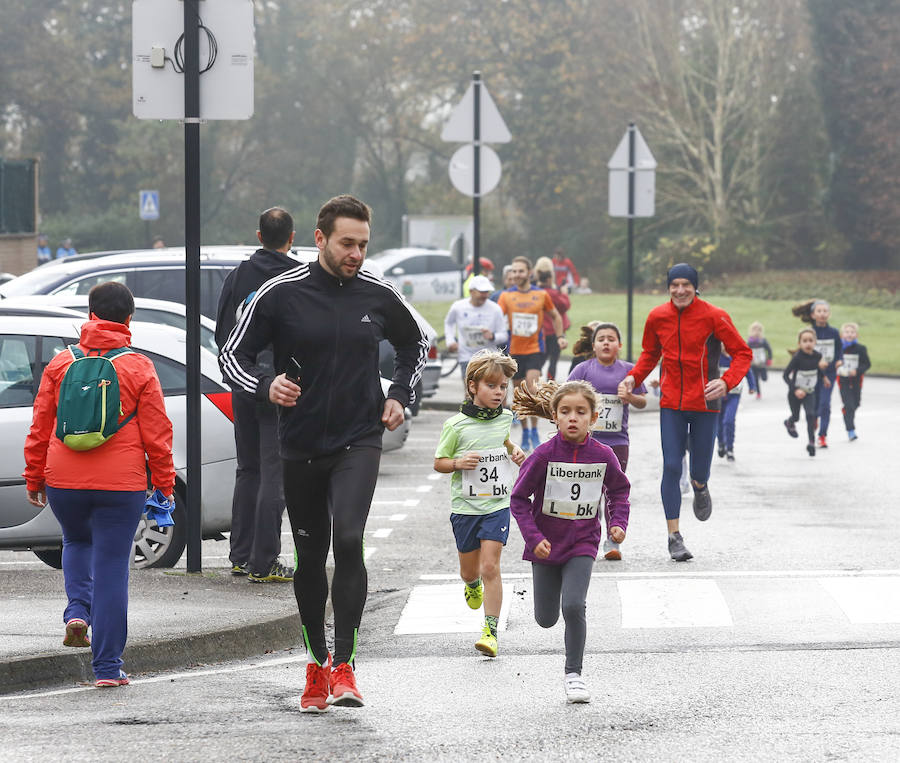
left=438, top=258, right=872, bottom=703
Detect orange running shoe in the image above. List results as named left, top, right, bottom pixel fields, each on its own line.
left=328, top=662, right=364, bottom=707
left=300, top=653, right=332, bottom=713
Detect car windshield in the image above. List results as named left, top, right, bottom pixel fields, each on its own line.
left=0, top=268, right=69, bottom=298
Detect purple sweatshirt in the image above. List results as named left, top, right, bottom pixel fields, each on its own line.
left=510, top=432, right=630, bottom=565
left=567, top=358, right=646, bottom=446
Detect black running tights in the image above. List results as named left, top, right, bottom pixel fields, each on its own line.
left=283, top=445, right=381, bottom=666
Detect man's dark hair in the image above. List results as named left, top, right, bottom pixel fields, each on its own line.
left=88, top=281, right=135, bottom=324
left=316, top=195, right=371, bottom=239
left=258, top=207, right=294, bottom=250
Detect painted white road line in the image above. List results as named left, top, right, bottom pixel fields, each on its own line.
left=394, top=583, right=512, bottom=635
left=0, top=654, right=309, bottom=701
left=416, top=485, right=433, bottom=493
left=428, top=473, right=442, bottom=481
left=618, top=579, right=733, bottom=628
left=370, top=528, right=393, bottom=539
left=372, top=496, right=427, bottom=509
left=818, top=576, right=900, bottom=623
left=420, top=570, right=900, bottom=581
left=368, top=514, right=408, bottom=521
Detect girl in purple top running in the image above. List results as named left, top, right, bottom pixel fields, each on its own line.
left=510, top=379, right=630, bottom=705
left=567, top=322, right=646, bottom=560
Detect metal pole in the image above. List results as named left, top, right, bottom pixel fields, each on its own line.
left=626, top=122, right=635, bottom=363
left=472, top=71, right=481, bottom=278
left=184, top=0, right=202, bottom=572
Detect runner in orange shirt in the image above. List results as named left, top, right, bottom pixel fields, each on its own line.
left=498, top=256, right=567, bottom=451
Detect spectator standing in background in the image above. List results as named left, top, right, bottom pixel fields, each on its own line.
left=552, top=247, right=580, bottom=289
left=56, top=238, right=77, bottom=259
left=37, top=234, right=52, bottom=265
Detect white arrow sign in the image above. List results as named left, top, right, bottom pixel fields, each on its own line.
left=608, top=126, right=657, bottom=218
left=607, top=126, right=657, bottom=171
left=441, top=82, right=511, bottom=144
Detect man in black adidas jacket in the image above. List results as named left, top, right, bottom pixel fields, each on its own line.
left=219, top=195, right=427, bottom=710
left=216, top=207, right=298, bottom=584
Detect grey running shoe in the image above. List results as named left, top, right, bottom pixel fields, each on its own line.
left=726, top=450, right=735, bottom=462
left=807, top=443, right=816, bottom=457
left=248, top=559, right=294, bottom=583
left=784, top=418, right=798, bottom=438
left=692, top=484, right=712, bottom=521
left=668, top=532, right=693, bottom=562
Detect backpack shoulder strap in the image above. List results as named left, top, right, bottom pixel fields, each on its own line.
left=102, top=346, right=135, bottom=362
left=68, top=345, right=85, bottom=361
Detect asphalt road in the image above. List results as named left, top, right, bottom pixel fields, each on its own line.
left=1, top=378, right=899, bottom=760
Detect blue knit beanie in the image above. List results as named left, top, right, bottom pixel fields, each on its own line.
left=666, top=263, right=699, bottom=291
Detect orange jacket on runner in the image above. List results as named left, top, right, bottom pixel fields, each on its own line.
left=24, top=318, right=175, bottom=494
left=629, top=297, right=752, bottom=412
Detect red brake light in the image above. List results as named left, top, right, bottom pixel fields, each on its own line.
left=427, top=342, right=438, bottom=360
left=205, top=391, right=234, bottom=421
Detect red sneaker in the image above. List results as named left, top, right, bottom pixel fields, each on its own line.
left=300, top=653, right=332, bottom=713
left=817, top=435, right=828, bottom=448
left=328, top=662, right=364, bottom=707
left=95, top=671, right=129, bottom=688
left=63, top=618, right=90, bottom=648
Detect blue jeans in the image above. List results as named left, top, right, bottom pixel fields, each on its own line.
left=47, top=487, right=145, bottom=680
left=716, top=395, right=741, bottom=451
left=659, top=408, right=718, bottom=520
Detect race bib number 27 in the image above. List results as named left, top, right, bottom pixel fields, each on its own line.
left=542, top=461, right=606, bottom=520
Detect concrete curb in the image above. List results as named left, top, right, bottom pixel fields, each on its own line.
left=0, top=612, right=302, bottom=695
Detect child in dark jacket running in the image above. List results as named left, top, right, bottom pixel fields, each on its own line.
left=747, top=321, right=772, bottom=398
left=783, top=327, right=823, bottom=456
left=510, top=379, right=630, bottom=705
left=837, top=322, right=871, bottom=441
left=716, top=351, right=757, bottom=461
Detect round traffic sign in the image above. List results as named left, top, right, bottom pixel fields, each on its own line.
left=449, top=144, right=502, bottom=197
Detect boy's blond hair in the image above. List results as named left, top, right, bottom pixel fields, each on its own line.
left=512, top=379, right=597, bottom=420
left=748, top=321, right=764, bottom=336
left=840, top=322, right=859, bottom=334
left=464, top=350, right=518, bottom=401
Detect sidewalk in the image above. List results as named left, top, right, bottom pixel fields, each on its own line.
left=0, top=567, right=300, bottom=695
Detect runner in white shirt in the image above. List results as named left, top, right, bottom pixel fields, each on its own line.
left=444, top=275, right=509, bottom=378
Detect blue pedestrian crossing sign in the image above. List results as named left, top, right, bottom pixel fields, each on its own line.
left=139, top=190, right=160, bottom=221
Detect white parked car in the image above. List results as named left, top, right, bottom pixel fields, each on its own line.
left=369, top=247, right=462, bottom=302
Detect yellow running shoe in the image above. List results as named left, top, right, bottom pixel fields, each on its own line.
left=474, top=625, right=498, bottom=657
left=464, top=579, right=483, bottom=610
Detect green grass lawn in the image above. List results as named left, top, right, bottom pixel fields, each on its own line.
left=415, top=293, right=900, bottom=375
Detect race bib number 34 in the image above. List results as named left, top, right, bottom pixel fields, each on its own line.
left=815, top=339, right=835, bottom=364
left=592, top=394, right=624, bottom=432
left=542, top=461, right=606, bottom=520
left=461, top=449, right=517, bottom=500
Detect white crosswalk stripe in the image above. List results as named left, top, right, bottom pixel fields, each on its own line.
left=395, top=573, right=900, bottom=634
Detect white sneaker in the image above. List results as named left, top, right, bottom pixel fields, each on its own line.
left=602, top=539, right=622, bottom=561
left=564, top=672, right=590, bottom=703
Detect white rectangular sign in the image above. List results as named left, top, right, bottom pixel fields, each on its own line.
left=133, top=0, right=254, bottom=120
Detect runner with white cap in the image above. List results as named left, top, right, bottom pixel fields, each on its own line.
left=444, top=274, right=509, bottom=380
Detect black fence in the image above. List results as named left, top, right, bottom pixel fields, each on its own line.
left=0, top=158, right=36, bottom=234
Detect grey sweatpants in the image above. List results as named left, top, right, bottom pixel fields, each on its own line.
left=531, top=555, right=594, bottom=675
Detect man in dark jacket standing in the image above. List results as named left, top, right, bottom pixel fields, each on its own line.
left=220, top=195, right=427, bottom=712
left=216, top=207, right=297, bottom=583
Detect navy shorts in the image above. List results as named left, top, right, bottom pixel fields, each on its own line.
left=450, top=508, right=510, bottom=553
left=511, top=352, right=544, bottom=380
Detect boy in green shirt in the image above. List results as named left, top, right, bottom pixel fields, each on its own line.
left=434, top=350, right=526, bottom=657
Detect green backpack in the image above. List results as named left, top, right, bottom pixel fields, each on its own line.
left=55, top=345, right=137, bottom=451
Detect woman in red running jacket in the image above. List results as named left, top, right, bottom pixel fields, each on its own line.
left=618, top=263, right=751, bottom=562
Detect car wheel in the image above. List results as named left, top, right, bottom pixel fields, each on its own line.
left=132, top=491, right=187, bottom=569
left=33, top=548, right=63, bottom=569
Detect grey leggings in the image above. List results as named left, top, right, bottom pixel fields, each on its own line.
left=531, top=555, right=594, bottom=675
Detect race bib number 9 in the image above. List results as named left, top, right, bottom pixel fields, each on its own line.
left=462, top=326, right=489, bottom=348
left=542, top=461, right=606, bottom=520
left=592, top=394, right=624, bottom=432
left=461, top=449, right=517, bottom=500
left=795, top=369, right=818, bottom=393
left=815, top=339, right=835, bottom=364
left=511, top=312, right=539, bottom=338
left=752, top=347, right=767, bottom=366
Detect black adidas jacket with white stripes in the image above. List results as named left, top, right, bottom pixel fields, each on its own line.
left=219, top=259, right=428, bottom=458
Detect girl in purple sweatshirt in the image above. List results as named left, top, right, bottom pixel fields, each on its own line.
left=510, top=379, right=631, bottom=704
